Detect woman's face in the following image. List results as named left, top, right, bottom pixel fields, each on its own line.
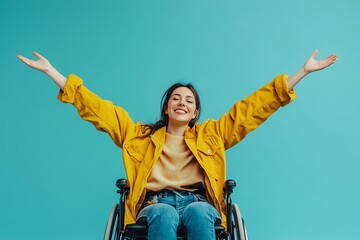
left=165, top=87, right=198, bottom=126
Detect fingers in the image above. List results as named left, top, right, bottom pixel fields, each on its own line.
left=32, top=51, right=44, bottom=59
left=311, top=49, right=319, bottom=59
left=17, top=54, right=31, bottom=66
left=17, top=51, right=45, bottom=63
left=17, top=53, right=41, bottom=69
left=323, top=54, right=338, bottom=67
left=328, top=54, right=338, bottom=62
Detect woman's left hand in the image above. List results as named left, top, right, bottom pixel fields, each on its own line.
left=286, top=50, right=338, bottom=90
left=303, top=50, right=337, bottom=74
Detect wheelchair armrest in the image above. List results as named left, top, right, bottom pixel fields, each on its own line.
left=223, top=179, right=236, bottom=233
left=115, top=178, right=129, bottom=232
left=116, top=178, right=129, bottom=190
left=223, top=179, right=236, bottom=195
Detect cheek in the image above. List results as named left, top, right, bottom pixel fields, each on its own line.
left=191, top=108, right=198, bottom=116
left=165, top=105, right=170, bottom=115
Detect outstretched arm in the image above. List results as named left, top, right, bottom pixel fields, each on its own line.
left=286, top=50, right=337, bottom=91
left=17, top=51, right=67, bottom=90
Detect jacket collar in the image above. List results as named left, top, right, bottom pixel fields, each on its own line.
left=149, top=125, right=196, bottom=144
left=149, top=126, right=166, bottom=147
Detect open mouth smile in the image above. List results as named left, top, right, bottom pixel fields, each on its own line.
left=174, top=108, right=187, bottom=114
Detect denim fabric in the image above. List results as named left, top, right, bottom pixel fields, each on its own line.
left=137, top=190, right=221, bottom=240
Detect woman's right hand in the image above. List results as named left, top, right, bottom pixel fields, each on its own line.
left=17, top=51, right=52, bottom=73
left=18, top=51, right=67, bottom=90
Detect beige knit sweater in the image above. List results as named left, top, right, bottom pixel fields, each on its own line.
left=146, top=132, right=205, bottom=192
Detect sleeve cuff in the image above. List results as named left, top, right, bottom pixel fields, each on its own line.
left=274, top=73, right=296, bottom=107
left=57, top=74, right=83, bottom=103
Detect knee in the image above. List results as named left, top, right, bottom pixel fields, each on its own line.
left=182, top=202, right=220, bottom=240
left=147, top=203, right=179, bottom=225
left=182, top=202, right=219, bottom=224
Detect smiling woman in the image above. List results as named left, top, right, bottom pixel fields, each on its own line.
left=17, top=50, right=337, bottom=240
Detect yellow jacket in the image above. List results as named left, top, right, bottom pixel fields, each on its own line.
left=58, top=74, right=295, bottom=227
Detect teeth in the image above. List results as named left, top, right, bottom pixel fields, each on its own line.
left=175, top=109, right=186, bottom=113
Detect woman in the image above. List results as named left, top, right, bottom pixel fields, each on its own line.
left=18, top=50, right=337, bottom=240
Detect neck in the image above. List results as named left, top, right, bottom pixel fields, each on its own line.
left=166, top=122, right=188, bottom=136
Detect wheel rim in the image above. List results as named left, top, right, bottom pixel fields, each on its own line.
left=231, top=203, right=247, bottom=240
left=104, top=204, right=120, bottom=240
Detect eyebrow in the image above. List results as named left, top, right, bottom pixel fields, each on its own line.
left=171, top=93, right=195, bottom=99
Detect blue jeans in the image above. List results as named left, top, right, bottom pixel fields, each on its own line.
left=137, top=190, right=221, bottom=240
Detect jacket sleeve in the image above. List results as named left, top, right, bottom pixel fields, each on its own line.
left=215, top=74, right=296, bottom=149
left=57, top=74, right=136, bottom=148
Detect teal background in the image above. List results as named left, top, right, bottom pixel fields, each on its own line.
left=1, top=0, right=359, bottom=239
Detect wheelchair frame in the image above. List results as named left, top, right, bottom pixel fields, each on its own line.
left=104, top=179, right=248, bottom=240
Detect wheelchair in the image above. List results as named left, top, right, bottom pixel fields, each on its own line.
left=104, top=179, right=248, bottom=240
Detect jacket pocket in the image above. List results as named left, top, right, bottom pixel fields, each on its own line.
left=197, top=135, right=224, bottom=180
left=198, top=135, right=222, bottom=162
left=124, top=137, right=151, bottom=163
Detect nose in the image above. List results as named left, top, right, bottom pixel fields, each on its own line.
left=178, top=98, right=186, bottom=106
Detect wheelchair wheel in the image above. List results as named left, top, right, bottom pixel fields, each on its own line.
left=231, top=203, right=248, bottom=240
left=104, top=204, right=121, bottom=240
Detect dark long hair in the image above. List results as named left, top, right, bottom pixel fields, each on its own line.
left=143, top=83, right=201, bottom=136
